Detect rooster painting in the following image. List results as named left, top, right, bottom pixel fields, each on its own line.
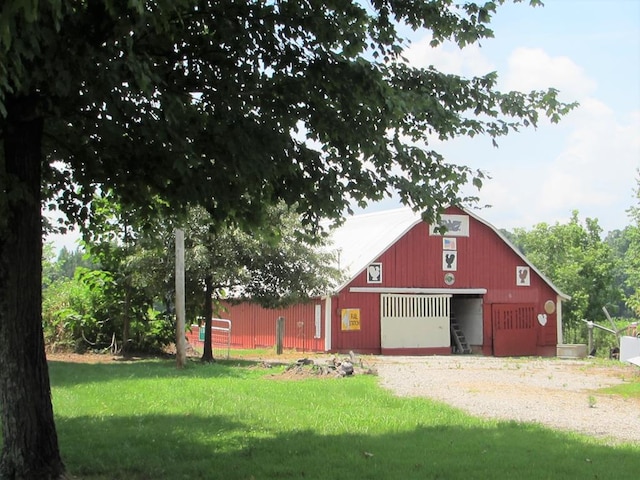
left=517, top=267, right=530, bottom=285
left=367, top=263, right=382, bottom=283
left=443, top=252, right=457, bottom=271
left=445, top=254, right=456, bottom=269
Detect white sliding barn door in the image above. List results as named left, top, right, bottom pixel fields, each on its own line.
left=380, top=294, right=451, bottom=349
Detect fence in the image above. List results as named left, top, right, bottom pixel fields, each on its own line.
left=186, top=318, right=232, bottom=359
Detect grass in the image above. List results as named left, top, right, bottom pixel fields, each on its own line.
left=598, top=380, right=640, bottom=398
left=583, top=357, right=640, bottom=400
left=0, top=356, right=632, bottom=479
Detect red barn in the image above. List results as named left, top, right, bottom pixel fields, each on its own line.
left=195, top=206, right=569, bottom=357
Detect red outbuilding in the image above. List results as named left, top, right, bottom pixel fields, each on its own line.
left=189, top=206, right=570, bottom=357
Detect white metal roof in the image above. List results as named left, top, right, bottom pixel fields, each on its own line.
left=329, top=207, right=422, bottom=290
left=328, top=206, right=569, bottom=300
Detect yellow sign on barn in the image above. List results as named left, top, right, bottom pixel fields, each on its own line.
left=341, top=309, right=361, bottom=331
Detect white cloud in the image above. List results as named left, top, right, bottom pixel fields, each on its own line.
left=548, top=100, right=638, bottom=197
left=403, top=36, right=495, bottom=77
left=503, top=47, right=597, bottom=100
left=494, top=98, right=640, bottom=231
left=396, top=35, right=638, bottom=233
left=455, top=93, right=639, bottom=232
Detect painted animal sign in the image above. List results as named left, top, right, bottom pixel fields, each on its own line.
left=443, top=252, right=457, bottom=271
left=429, top=214, right=470, bottom=237
left=516, top=266, right=530, bottom=286
left=367, top=263, right=382, bottom=283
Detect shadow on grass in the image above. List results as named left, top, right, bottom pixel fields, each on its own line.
left=56, top=413, right=638, bottom=480
left=48, top=358, right=273, bottom=387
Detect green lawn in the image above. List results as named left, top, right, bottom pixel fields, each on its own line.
left=599, top=378, right=640, bottom=398
left=39, top=358, right=639, bottom=479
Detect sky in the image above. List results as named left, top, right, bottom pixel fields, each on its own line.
left=48, top=0, right=640, bottom=252
left=378, top=0, right=640, bottom=234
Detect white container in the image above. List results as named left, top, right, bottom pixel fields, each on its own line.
left=556, top=344, right=588, bottom=358
left=620, top=336, right=640, bottom=363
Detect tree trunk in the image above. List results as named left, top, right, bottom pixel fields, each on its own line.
left=0, top=96, right=65, bottom=478
left=201, top=275, right=215, bottom=363
left=121, top=226, right=131, bottom=357
left=121, top=283, right=131, bottom=357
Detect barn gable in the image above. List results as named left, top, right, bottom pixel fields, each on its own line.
left=332, top=206, right=568, bottom=301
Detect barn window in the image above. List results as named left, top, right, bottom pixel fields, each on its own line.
left=314, top=304, right=321, bottom=338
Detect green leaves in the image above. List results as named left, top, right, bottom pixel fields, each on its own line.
left=621, top=172, right=640, bottom=315
left=2, top=0, right=577, bottom=254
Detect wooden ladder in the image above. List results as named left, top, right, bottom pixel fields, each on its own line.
left=450, top=316, right=472, bottom=354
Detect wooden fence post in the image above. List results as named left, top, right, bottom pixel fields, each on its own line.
left=276, top=316, right=285, bottom=355
left=175, top=228, right=186, bottom=368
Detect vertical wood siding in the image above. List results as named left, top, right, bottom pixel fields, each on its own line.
left=332, top=291, right=381, bottom=354
left=185, top=302, right=325, bottom=353
left=332, top=206, right=559, bottom=356
left=216, top=301, right=325, bottom=352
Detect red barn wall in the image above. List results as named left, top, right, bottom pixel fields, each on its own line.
left=215, top=301, right=326, bottom=353
left=331, top=291, right=382, bottom=354
left=331, top=206, right=559, bottom=356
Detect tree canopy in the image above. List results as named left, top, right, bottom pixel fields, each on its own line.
left=1, top=1, right=574, bottom=478
left=510, top=211, right=621, bottom=343
left=1, top=0, right=572, bottom=231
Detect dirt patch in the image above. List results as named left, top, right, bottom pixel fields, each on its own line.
left=47, top=352, right=125, bottom=364
left=376, top=355, right=640, bottom=445
left=264, top=354, right=378, bottom=380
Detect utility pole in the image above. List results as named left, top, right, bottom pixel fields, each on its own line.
left=175, top=228, right=186, bottom=368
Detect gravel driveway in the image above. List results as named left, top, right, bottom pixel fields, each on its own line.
left=374, top=355, right=640, bottom=445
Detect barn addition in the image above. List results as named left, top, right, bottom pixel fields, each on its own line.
left=191, top=206, right=569, bottom=357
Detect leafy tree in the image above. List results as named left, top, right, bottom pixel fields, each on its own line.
left=84, top=203, right=341, bottom=362
left=41, top=245, right=106, bottom=351
left=604, top=227, right=635, bottom=318
left=42, top=243, right=61, bottom=289
left=55, top=247, right=89, bottom=279
left=0, top=1, right=574, bottom=477
left=42, top=245, right=93, bottom=286
left=42, top=239, right=151, bottom=353
left=511, top=212, right=621, bottom=343
left=181, top=204, right=341, bottom=362
left=41, top=269, right=115, bottom=352
left=83, top=235, right=174, bottom=355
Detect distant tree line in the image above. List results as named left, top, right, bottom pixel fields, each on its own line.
left=505, top=176, right=640, bottom=352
